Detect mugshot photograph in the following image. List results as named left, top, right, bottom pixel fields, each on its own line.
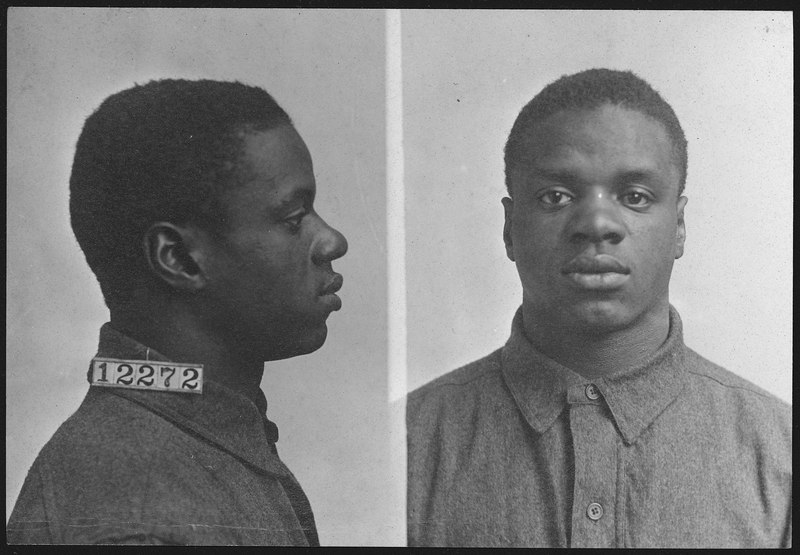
left=402, top=11, right=792, bottom=549
left=5, top=8, right=792, bottom=549
left=6, top=9, right=395, bottom=546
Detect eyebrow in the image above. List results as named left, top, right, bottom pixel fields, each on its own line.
left=531, top=167, right=661, bottom=186
left=531, top=167, right=582, bottom=184
left=275, top=186, right=314, bottom=209
left=616, top=169, right=658, bottom=184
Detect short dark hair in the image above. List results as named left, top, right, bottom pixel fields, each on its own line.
left=70, top=79, right=293, bottom=306
left=504, top=68, right=687, bottom=196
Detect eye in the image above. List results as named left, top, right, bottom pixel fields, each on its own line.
left=284, top=210, right=308, bottom=232
left=537, top=189, right=574, bottom=207
left=620, top=190, right=653, bottom=208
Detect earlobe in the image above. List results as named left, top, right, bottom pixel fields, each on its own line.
left=143, top=222, right=206, bottom=292
left=674, top=196, right=688, bottom=260
left=501, top=197, right=515, bottom=262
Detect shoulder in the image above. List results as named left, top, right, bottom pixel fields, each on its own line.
left=10, top=390, right=200, bottom=543
left=684, top=348, right=790, bottom=411
left=408, top=349, right=503, bottom=408
left=45, top=389, right=185, bottom=460
left=32, top=389, right=200, bottom=506
left=407, top=348, right=507, bottom=437
left=682, top=347, right=791, bottom=442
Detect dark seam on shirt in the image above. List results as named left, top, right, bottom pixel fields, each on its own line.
left=686, top=371, right=787, bottom=402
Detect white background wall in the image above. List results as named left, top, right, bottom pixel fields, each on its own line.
left=6, top=8, right=397, bottom=545
left=403, top=10, right=793, bottom=401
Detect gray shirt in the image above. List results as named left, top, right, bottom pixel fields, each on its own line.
left=7, top=324, right=319, bottom=545
left=407, top=307, right=791, bottom=547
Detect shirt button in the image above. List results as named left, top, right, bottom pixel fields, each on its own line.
left=586, top=502, right=604, bottom=520
left=585, top=384, right=600, bottom=400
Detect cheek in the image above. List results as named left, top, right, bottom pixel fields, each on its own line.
left=511, top=218, right=562, bottom=279
left=631, top=222, right=679, bottom=276
left=514, top=216, right=562, bottom=256
left=208, top=239, right=279, bottom=291
left=244, top=238, right=315, bottom=292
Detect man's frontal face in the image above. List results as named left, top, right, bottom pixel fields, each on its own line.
left=199, top=125, right=348, bottom=361
left=504, top=104, right=686, bottom=334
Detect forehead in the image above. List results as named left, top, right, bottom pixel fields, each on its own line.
left=511, top=104, right=679, bottom=189
left=216, top=125, right=315, bottom=226
left=238, top=125, right=314, bottom=188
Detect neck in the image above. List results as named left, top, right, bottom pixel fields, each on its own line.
left=522, top=303, right=671, bottom=379
left=109, top=295, right=265, bottom=399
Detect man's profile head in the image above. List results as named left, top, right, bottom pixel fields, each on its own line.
left=70, top=79, right=348, bottom=361
left=501, top=69, right=688, bottom=339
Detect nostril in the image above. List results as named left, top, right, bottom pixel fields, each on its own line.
left=570, top=232, right=590, bottom=244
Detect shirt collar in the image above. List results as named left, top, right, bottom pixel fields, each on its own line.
left=501, top=306, right=689, bottom=445
left=86, top=323, right=290, bottom=478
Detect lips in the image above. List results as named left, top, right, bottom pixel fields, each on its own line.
left=320, top=273, right=344, bottom=296
left=319, top=273, right=343, bottom=312
left=562, top=254, right=630, bottom=275
left=562, top=254, right=630, bottom=290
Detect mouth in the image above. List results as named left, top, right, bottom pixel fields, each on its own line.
left=561, top=254, right=630, bottom=291
left=319, top=273, right=344, bottom=311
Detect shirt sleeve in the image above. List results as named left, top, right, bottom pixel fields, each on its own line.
left=8, top=458, right=198, bottom=545
left=7, top=467, right=53, bottom=544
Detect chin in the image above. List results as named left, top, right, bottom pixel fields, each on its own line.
left=267, top=323, right=329, bottom=361
left=295, top=326, right=329, bottom=356
left=566, top=301, right=635, bottom=334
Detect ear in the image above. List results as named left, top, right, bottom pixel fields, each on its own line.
left=674, top=196, right=688, bottom=260
left=501, top=196, right=515, bottom=262
left=143, top=222, right=207, bottom=292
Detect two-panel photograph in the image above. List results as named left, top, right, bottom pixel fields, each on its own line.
left=6, top=8, right=792, bottom=547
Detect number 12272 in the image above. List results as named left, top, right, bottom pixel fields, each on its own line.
left=90, top=358, right=203, bottom=394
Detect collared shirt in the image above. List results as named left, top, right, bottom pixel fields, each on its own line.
left=407, top=307, right=792, bottom=548
left=7, top=324, right=319, bottom=545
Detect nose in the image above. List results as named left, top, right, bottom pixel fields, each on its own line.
left=568, top=193, right=626, bottom=245
left=311, top=215, right=348, bottom=265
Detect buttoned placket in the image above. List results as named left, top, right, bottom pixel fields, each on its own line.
left=567, top=382, right=619, bottom=548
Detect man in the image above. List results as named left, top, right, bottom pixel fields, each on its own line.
left=7, top=79, right=347, bottom=545
left=407, top=69, right=791, bottom=548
